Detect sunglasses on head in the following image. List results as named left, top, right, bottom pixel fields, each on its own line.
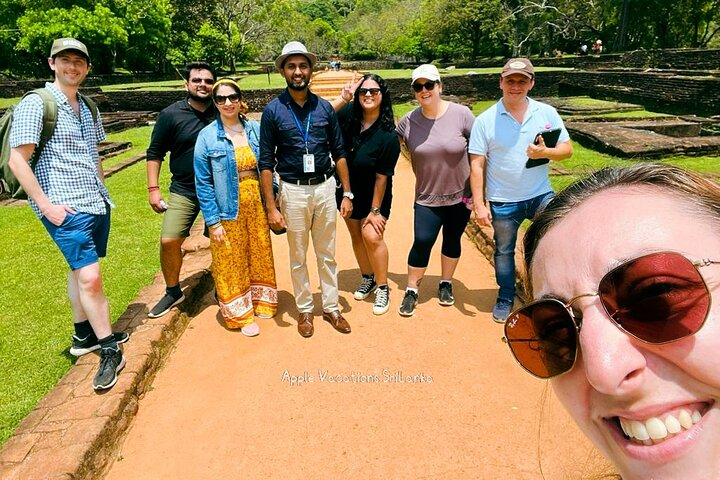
left=214, top=93, right=241, bottom=104
left=503, top=251, right=719, bottom=379
left=412, top=81, right=437, bottom=92
left=358, top=87, right=381, bottom=96
left=190, top=78, right=214, bottom=85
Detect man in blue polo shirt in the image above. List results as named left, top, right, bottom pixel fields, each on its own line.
left=468, top=58, right=573, bottom=323
left=8, top=38, right=127, bottom=390
left=259, top=41, right=353, bottom=338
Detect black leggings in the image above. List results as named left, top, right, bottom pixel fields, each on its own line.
left=408, top=202, right=471, bottom=268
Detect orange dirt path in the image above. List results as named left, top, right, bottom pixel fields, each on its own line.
left=104, top=157, right=608, bottom=479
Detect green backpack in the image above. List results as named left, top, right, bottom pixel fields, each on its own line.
left=0, top=88, right=98, bottom=200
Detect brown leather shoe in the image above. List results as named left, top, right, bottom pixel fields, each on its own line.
left=298, top=313, right=314, bottom=338
left=322, top=310, right=351, bottom=334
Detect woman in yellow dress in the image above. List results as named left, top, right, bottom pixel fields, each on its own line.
left=194, top=78, right=277, bottom=336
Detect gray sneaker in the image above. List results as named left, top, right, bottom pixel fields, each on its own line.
left=438, top=282, right=455, bottom=306
left=93, top=347, right=126, bottom=391
left=148, top=292, right=185, bottom=318
left=492, top=300, right=514, bottom=324
left=399, top=290, right=418, bottom=317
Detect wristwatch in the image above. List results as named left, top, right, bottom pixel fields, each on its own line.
left=343, top=191, right=354, bottom=200
left=371, top=207, right=381, bottom=215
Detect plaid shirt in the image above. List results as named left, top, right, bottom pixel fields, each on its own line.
left=9, top=82, right=112, bottom=218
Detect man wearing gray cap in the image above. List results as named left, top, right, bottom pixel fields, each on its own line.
left=8, top=37, right=127, bottom=390
left=259, top=41, right=353, bottom=338
left=468, top=57, right=573, bottom=323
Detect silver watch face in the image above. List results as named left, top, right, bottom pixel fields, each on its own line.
left=343, top=192, right=354, bottom=200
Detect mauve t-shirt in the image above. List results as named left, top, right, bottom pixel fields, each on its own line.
left=396, top=102, right=475, bottom=207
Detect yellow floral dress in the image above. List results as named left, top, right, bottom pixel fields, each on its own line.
left=210, top=146, right=277, bottom=328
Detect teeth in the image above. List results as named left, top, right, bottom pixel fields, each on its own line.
left=665, top=415, right=681, bottom=434
left=692, top=411, right=702, bottom=423
left=630, top=421, right=650, bottom=440
left=678, top=410, right=693, bottom=429
left=645, top=418, right=667, bottom=440
left=619, top=409, right=702, bottom=444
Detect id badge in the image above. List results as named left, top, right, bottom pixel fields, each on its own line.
left=303, top=153, right=315, bottom=173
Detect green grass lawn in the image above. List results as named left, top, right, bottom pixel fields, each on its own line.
left=103, top=125, right=153, bottom=169
left=0, top=129, right=166, bottom=446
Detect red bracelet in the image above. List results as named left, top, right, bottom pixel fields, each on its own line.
left=148, top=186, right=160, bottom=192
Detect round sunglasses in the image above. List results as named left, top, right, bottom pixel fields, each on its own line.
left=503, top=251, right=719, bottom=379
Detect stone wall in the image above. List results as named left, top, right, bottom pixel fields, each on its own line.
left=620, top=48, right=720, bottom=70
left=559, top=71, right=720, bottom=116
left=91, top=88, right=285, bottom=114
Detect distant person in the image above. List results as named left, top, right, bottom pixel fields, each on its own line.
left=502, top=163, right=720, bottom=480
left=145, top=62, right=216, bottom=318
left=395, top=64, right=475, bottom=317
left=468, top=58, right=573, bottom=323
left=592, top=39, right=603, bottom=53
left=259, top=41, right=352, bottom=338
left=8, top=38, right=127, bottom=390
left=194, top=78, right=277, bottom=336
left=331, top=73, right=401, bottom=315
left=579, top=44, right=588, bottom=55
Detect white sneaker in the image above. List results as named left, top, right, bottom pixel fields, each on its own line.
left=241, top=322, right=260, bottom=337
left=373, top=286, right=390, bottom=315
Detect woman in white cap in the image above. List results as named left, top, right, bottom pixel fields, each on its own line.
left=395, top=64, right=475, bottom=317
left=194, top=78, right=278, bottom=337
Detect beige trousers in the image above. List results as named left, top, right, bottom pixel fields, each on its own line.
left=279, top=177, right=339, bottom=313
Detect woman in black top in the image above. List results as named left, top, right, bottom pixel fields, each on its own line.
left=332, top=73, right=400, bottom=315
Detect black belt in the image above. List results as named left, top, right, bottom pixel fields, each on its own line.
left=281, top=171, right=334, bottom=186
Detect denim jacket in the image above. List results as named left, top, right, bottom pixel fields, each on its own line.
left=194, top=117, right=262, bottom=226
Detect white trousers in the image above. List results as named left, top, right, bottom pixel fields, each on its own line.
left=279, top=177, right=339, bottom=313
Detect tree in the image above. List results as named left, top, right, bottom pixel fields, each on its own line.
left=15, top=5, right=128, bottom=75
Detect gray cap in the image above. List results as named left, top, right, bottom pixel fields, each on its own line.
left=50, top=38, right=90, bottom=63
left=275, top=41, right=317, bottom=71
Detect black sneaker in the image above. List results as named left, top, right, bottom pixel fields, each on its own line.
left=148, top=292, right=185, bottom=318
left=353, top=276, right=377, bottom=300
left=398, top=290, right=418, bottom=317
left=70, top=331, right=129, bottom=357
left=92, top=347, right=126, bottom=391
left=373, top=286, right=390, bottom=315
left=438, top=282, right=455, bottom=306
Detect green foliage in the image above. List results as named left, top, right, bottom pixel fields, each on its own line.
left=16, top=5, right=128, bottom=74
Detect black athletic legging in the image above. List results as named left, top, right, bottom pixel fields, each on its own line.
left=408, top=202, right=471, bottom=268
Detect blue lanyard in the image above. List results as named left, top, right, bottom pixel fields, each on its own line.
left=287, top=104, right=311, bottom=154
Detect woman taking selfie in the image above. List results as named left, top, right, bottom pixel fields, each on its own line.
left=332, top=73, right=400, bottom=315
left=194, top=78, right=277, bottom=336
left=503, top=163, right=720, bottom=479
left=395, top=64, right=475, bottom=317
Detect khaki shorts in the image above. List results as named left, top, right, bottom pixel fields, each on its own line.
left=160, top=192, right=201, bottom=238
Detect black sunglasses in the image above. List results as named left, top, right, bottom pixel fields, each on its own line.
left=214, top=93, right=241, bottom=104
left=358, top=87, right=381, bottom=96
left=412, top=81, right=437, bottom=92
left=503, top=251, right=719, bottom=379
left=190, top=78, right=215, bottom=85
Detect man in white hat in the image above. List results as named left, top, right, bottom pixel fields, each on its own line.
left=8, top=37, right=128, bottom=390
left=468, top=57, right=573, bottom=323
left=259, top=41, right=353, bottom=337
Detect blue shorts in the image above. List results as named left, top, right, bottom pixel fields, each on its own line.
left=41, top=209, right=111, bottom=270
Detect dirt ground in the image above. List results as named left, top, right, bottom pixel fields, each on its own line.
left=104, top=158, right=609, bottom=479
